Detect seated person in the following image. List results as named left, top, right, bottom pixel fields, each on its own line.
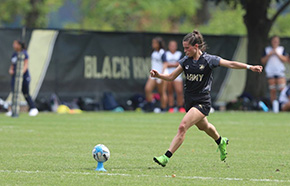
left=279, top=80, right=290, bottom=111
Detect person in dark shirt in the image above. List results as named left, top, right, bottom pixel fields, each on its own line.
left=151, top=30, right=263, bottom=167
left=6, top=40, right=38, bottom=117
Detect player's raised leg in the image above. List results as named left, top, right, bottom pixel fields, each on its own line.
left=153, top=107, right=204, bottom=167
left=169, top=108, right=204, bottom=153
left=196, top=117, right=229, bottom=161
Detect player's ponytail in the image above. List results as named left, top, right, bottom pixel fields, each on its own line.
left=192, top=30, right=199, bottom=35
left=183, top=29, right=206, bottom=51
left=17, top=40, right=26, bottom=50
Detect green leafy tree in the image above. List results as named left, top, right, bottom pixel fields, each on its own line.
left=0, top=0, right=64, bottom=27
left=271, top=12, right=290, bottom=36
left=210, top=0, right=290, bottom=98
left=66, top=0, right=201, bottom=32
left=198, top=4, right=246, bottom=35
left=0, top=0, right=29, bottom=25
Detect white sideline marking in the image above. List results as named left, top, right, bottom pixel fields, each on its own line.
left=0, top=170, right=289, bottom=183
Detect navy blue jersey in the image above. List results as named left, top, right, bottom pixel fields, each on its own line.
left=11, top=50, right=30, bottom=78
left=179, top=52, right=220, bottom=94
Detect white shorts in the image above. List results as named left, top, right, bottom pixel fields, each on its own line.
left=174, top=74, right=183, bottom=82
left=167, top=68, right=183, bottom=82
left=265, top=66, right=285, bottom=78
left=266, top=72, right=285, bottom=79
left=150, top=76, right=162, bottom=84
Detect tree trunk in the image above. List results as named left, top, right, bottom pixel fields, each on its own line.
left=243, top=0, right=272, bottom=98
left=193, top=0, right=210, bottom=25
left=25, top=0, right=43, bottom=28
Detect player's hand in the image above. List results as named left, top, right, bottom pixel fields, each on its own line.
left=269, top=50, right=275, bottom=56
left=150, top=69, right=159, bottom=78
left=250, top=65, right=263, bottom=73
left=9, top=69, right=14, bottom=75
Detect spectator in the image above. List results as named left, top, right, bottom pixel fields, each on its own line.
left=261, top=36, right=289, bottom=103
left=144, top=37, right=167, bottom=112
left=279, top=80, right=290, bottom=111
left=164, top=40, right=185, bottom=113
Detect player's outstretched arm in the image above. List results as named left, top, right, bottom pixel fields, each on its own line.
left=150, top=65, right=183, bottom=81
left=219, top=58, right=263, bottom=73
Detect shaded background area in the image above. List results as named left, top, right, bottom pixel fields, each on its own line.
left=0, top=29, right=237, bottom=103
left=1, top=28, right=290, bottom=109
left=1, top=1, right=290, bottom=102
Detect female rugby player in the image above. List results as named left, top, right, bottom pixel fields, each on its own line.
left=144, top=37, right=167, bottom=112
left=152, top=30, right=263, bottom=167
left=261, top=36, right=289, bottom=103
left=164, top=40, right=185, bottom=113
left=6, top=40, right=38, bottom=116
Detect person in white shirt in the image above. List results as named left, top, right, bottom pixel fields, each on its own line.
left=164, top=40, right=185, bottom=113
left=144, top=37, right=167, bottom=112
left=261, top=36, right=289, bottom=102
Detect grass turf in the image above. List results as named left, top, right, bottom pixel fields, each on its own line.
left=0, top=111, right=289, bottom=185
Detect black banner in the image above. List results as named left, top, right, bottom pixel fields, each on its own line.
left=4, top=29, right=289, bottom=104
left=0, top=29, right=32, bottom=98
left=38, top=30, right=241, bottom=102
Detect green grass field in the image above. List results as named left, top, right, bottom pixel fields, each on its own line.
left=0, top=111, right=289, bottom=185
